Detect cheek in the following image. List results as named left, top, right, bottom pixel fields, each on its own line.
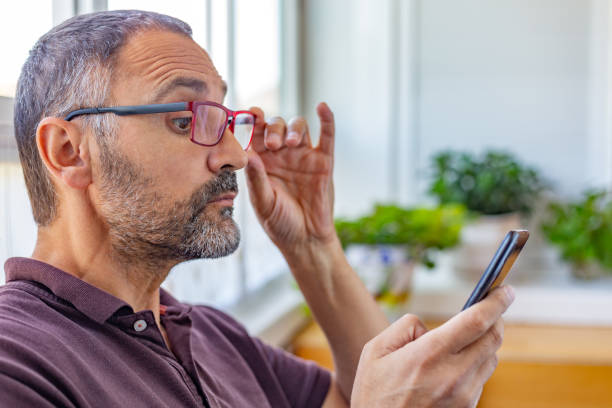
left=119, top=118, right=213, bottom=196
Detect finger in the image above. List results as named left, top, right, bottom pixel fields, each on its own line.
left=467, top=355, right=498, bottom=403
left=468, top=386, right=484, bottom=408
left=365, top=313, right=427, bottom=360
left=286, top=116, right=311, bottom=148
left=264, top=116, right=286, bottom=151
left=316, top=102, right=335, bottom=155
left=451, top=352, right=496, bottom=408
left=457, top=318, right=504, bottom=371
left=476, top=354, right=499, bottom=385
left=249, top=106, right=266, bottom=153
left=431, top=286, right=514, bottom=353
left=245, top=149, right=275, bottom=220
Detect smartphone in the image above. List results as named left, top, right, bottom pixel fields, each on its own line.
left=461, top=230, right=529, bottom=311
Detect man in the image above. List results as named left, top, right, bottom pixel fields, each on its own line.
left=0, top=10, right=514, bottom=407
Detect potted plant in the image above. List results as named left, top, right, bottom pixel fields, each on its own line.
left=428, top=150, right=546, bottom=279
left=541, top=190, right=612, bottom=279
left=335, top=204, right=465, bottom=308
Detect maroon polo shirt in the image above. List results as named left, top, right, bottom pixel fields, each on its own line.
left=0, top=257, right=330, bottom=407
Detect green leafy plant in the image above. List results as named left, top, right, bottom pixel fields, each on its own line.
left=429, top=150, right=545, bottom=215
left=335, top=203, right=465, bottom=268
left=541, top=190, right=612, bottom=273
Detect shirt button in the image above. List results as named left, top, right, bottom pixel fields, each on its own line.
left=133, top=319, right=147, bottom=332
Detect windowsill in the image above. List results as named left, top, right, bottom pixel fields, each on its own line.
left=407, top=253, right=612, bottom=327
left=222, top=249, right=612, bottom=353
left=224, top=273, right=310, bottom=348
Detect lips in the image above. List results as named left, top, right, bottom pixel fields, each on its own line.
left=207, top=192, right=237, bottom=204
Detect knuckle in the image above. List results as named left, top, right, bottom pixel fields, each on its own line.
left=468, top=311, right=490, bottom=333
left=489, top=324, right=504, bottom=349
left=288, top=116, right=306, bottom=126
left=440, top=374, right=462, bottom=400
left=266, top=116, right=285, bottom=127
left=459, top=390, right=476, bottom=408
left=400, top=313, right=421, bottom=326
left=361, top=339, right=376, bottom=357
left=417, top=346, right=440, bottom=370
left=490, top=354, right=499, bottom=370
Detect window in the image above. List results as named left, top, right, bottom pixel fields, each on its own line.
left=1, top=1, right=295, bottom=308
left=0, top=1, right=54, bottom=284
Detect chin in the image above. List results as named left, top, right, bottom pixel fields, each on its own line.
left=218, top=206, right=234, bottom=218
left=178, top=215, right=241, bottom=260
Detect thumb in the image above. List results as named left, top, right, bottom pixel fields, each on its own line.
left=245, top=149, right=275, bottom=219
left=367, top=314, right=427, bottom=360
left=316, top=102, right=335, bottom=156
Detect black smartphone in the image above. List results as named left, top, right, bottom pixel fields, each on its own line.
left=461, top=230, right=529, bottom=311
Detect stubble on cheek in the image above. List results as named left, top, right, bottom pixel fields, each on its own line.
left=97, top=144, right=241, bottom=268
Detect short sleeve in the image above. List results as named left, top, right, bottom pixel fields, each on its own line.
left=0, top=373, right=63, bottom=407
left=253, top=337, right=331, bottom=408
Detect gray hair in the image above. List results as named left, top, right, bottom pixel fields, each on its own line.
left=14, top=10, right=192, bottom=226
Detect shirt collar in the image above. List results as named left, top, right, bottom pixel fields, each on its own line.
left=4, top=257, right=136, bottom=324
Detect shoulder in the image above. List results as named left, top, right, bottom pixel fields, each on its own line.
left=0, top=284, right=75, bottom=407
left=0, top=282, right=74, bottom=360
left=0, top=281, right=51, bottom=334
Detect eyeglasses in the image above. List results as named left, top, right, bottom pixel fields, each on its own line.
left=64, top=101, right=256, bottom=150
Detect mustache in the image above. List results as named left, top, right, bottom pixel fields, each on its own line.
left=188, top=171, right=238, bottom=215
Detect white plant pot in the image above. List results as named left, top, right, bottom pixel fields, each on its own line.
left=571, top=262, right=607, bottom=280
left=453, top=213, right=522, bottom=282
left=344, top=244, right=416, bottom=302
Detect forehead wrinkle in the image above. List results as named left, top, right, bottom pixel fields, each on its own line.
left=122, top=29, right=209, bottom=61
left=143, top=59, right=217, bottom=82
left=113, top=30, right=227, bottom=105
left=122, top=32, right=215, bottom=73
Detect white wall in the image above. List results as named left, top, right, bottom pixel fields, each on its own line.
left=302, top=0, right=611, bottom=216
left=586, top=0, right=612, bottom=190
left=419, top=0, right=593, bottom=196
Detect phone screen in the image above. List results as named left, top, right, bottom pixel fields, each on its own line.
left=461, top=230, right=529, bottom=311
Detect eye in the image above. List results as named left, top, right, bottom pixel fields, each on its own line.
left=169, top=116, right=192, bottom=133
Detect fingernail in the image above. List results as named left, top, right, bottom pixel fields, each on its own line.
left=504, top=285, right=515, bottom=303
left=287, top=131, right=299, bottom=142
left=268, top=133, right=280, bottom=145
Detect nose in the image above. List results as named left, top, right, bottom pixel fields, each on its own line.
left=206, top=127, right=248, bottom=173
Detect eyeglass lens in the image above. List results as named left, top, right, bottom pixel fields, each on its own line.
left=232, top=112, right=255, bottom=149
left=193, top=105, right=254, bottom=149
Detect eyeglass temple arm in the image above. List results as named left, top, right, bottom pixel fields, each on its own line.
left=64, top=102, right=190, bottom=121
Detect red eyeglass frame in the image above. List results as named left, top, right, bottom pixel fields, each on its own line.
left=188, top=101, right=255, bottom=149
left=64, top=100, right=256, bottom=150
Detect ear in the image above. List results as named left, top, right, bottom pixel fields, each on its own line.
left=36, top=117, right=92, bottom=190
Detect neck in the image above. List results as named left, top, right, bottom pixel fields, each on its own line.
left=32, top=213, right=176, bottom=327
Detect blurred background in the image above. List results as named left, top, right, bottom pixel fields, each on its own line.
left=1, top=1, right=611, bottom=406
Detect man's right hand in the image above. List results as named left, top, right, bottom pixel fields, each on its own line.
left=350, top=286, right=515, bottom=408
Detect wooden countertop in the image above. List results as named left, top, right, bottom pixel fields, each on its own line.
left=292, top=321, right=612, bottom=408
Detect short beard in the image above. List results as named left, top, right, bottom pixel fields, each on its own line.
left=97, top=143, right=241, bottom=271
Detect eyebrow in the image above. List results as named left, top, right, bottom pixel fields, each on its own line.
left=151, top=77, right=228, bottom=103
left=151, top=77, right=206, bottom=103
